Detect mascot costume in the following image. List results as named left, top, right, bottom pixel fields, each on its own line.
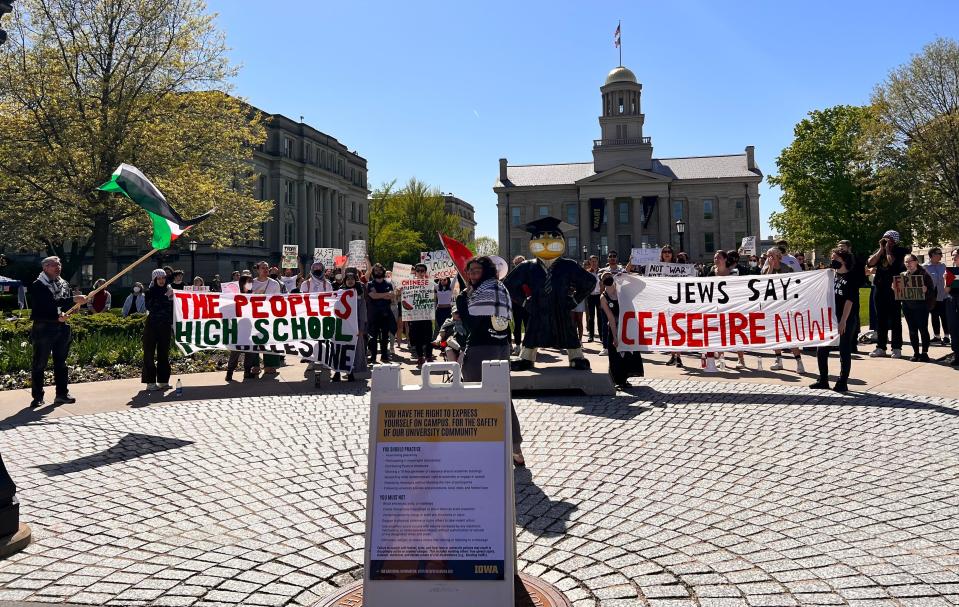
left=503, top=217, right=597, bottom=371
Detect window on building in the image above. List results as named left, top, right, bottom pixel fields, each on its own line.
left=568, top=236, right=578, bottom=257
left=351, top=201, right=356, bottom=222
left=284, top=210, right=296, bottom=244
left=511, top=207, right=522, bottom=226
left=704, top=232, right=715, bottom=253
left=600, top=236, right=609, bottom=257
left=537, top=205, right=550, bottom=218
left=283, top=138, right=292, bottom=158
left=672, top=199, right=683, bottom=221
left=618, top=201, right=629, bottom=225
left=618, top=96, right=624, bottom=114
left=511, top=238, right=521, bottom=258
left=259, top=175, right=267, bottom=200
left=305, top=144, right=311, bottom=162
left=703, top=198, right=714, bottom=220
left=618, top=235, right=632, bottom=256
left=734, top=198, right=745, bottom=219
left=566, top=203, right=578, bottom=225
left=735, top=232, right=746, bottom=250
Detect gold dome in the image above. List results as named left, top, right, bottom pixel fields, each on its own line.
left=605, top=65, right=637, bottom=85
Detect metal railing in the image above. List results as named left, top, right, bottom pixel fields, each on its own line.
left=593, top=137, right=651, bottom=147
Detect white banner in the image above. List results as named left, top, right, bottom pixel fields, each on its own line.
left=420, top=250, right=458, bottom=280
left=616, top=270, right=837, bottom=352
left=645, top=263, right=697, bottom=277
left=630, top=247, right=660, bottom=266
left=172, top=290, right=360, bottom=371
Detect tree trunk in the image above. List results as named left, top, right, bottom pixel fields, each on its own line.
left=92, top=213, right=110, bottom=282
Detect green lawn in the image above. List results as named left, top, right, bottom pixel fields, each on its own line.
left=859, top=288, right=870, bottom=327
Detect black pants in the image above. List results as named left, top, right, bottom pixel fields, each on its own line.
left=30, top=322, right=71, bottom=401
left=369, top=310, right=394, bottom=360
left=512, top=306, right=527, bottom=347
left=409, top=320, right=433, bottom=359
left=142, top=322, right=171, bottom=384
left=227, top=351, right=258, bottom=376
left=585, top=294, right=601, bottom=340
left=931, top=300, right=949, bottom=337
left=608, top=344, right=644, bottom=385
left=434, top=307, right=452, bottom=339
left=947, top=297, right=959, bottom=356
left=817, top=314, right=855, bottom=382
left=599, top=308, right=610, bottom=349
left=874, top=292, right=903, bottom=350
left=903, top=303, right=930, bottom=355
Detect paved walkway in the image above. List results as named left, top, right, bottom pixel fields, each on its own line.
left=0, top=365, right=958, bottom=605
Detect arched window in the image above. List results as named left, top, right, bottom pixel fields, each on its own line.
left=285, top=209, right=296, bottom=244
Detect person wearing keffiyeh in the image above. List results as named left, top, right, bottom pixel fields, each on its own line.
left=457, top=256, right=526, bottom=467
left=27, top=256, right=88, bottom=408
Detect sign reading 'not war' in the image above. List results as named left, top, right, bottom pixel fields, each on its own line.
left=616, top=270, right=838, bottom=352
left=173, top=290, right=359, bottom=372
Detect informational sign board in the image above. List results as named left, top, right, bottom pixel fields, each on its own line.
left=401, top=278, right=435, bottom=321
left=314, top=247, right=342, bottom=267
left=630, top=247, right=660, bottom=266
left=348, top=240, right=368, bottom=271
left=740, top=236, right=758, bottom=256
left=420, top=250, right=459, bottom=280
left=645, top=262, right=697, bottom=277
left=365, top=362, right=515, bottom=606
left=281, top=244, right=299, bottom=269
left=894, top=274, right=925, bottom=301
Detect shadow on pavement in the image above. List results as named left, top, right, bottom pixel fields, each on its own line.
left=125, top=375, right=368, bottom=408
left=35, top=432, right=193, bottom=476
left=514, top=467, right=577, bottom=538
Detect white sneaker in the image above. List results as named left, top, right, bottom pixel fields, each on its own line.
left=146, top=383, right=160, bottom=391
left=891, top=349, right=902, bottom=359
left=869, top=348, right=887, bottom=357
left=599, top=348, right=608, bottom=356
left=770, top=358, right=784, bottom=371
left=795, top=358, right=805, bottom=374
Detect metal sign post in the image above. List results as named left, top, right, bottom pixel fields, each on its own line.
left=364, top=362, right=515, bottom=607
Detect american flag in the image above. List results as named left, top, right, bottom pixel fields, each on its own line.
left=614, top=23, right=621, bottom=48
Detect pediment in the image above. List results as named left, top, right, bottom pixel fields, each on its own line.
left=575, top=164, right=672, bottom=185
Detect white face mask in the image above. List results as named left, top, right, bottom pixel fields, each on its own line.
left=133, top=287, right=141, bottom=293
left=749, top=261, right=758, bottom=268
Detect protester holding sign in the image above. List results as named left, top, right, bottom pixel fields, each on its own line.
left=403, top=263, right=435, bottom=368
left=332, top=270, right=366, bottom=382
left=868, top=230, right=910, bottom=358
left=300, top=262, right=333, bottom=293
left=899, top=255, right=936, bottom=362
left=251, top=261, right=284, bottom=374
left=762, top=248, right=805, bottom=373
left=706, top=251, right=746, bottom=369
left=811, top=250, right=858, bottom=392
left=600, top=272, right=643, bottom=389
left=143, top=269, right=174, bottom=391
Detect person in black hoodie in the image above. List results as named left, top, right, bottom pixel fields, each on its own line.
left=143, top=268, right=175, bottom=391
left=28, top=256, right=88, bottom=408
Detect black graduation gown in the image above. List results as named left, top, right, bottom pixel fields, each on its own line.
left=503, top=257, right=596, bottom=350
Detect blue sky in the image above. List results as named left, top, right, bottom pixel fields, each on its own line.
left=207, top=0, right=957, bottom=241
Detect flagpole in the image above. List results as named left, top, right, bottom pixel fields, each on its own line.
left=619, top=20, right=622, bottom=66
left=64, top=247, right=160, bottom=316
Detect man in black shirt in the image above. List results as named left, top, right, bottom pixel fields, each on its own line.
left=867, top=230, right=910, bottom=358
left=28, top=257, right=88, bottom=408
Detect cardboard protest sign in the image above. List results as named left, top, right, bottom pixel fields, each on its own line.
left=172, top=290, right=360, bottom=372
left=281, top=244, right=299, bottom=269
left=313, top=247, right=341, bottom=267
left=894, top=274, right=925, bottom=301
left=183, top=285, right=210, bottom=292
left=391, top=263, right=413, bottom=280
left=348, top=240, right=368, bottom=271
left=420, top=250, right=458, bottom=280
left=616, top=270, right=837, bottom=352
left=740, top=236, right=758, bottom=256
left=400, top=278, right=435, bottom=321
left=219, top=281, right=239, bottom=294
left=644, top=263, right=697, bottom=277
left=630, top=247, right=660, bottom=266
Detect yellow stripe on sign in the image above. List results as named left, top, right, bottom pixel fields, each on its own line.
left=377, top=404, right=505, bottom=443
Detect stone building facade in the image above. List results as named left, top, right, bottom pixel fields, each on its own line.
left=495, top=65, right=762, bottom=262
left=443, top=194, right=477, bottom=242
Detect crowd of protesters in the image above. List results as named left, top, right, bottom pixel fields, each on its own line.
left=24, top=232, right=959, bottom=410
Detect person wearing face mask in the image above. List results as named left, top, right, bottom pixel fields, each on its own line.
left=899, top=254, right=936, bottom=362
left=301, top=262, right=334, bottom=293
left=744, top=256, right=761, bottom=275
left=811, top=250, right=858, bottom=392
left=599, top=271, right=644, bottom=389
left=122, top=282, right=146, bottom=316
left=367, top=263, right=396, bottom=363
left=867, top=230, right=911, bottom=358
left=332, top=270, right=366, bottom=382
left=404, top=263, right=436, bottom=368
left=143, top=269, right=174, bottom=392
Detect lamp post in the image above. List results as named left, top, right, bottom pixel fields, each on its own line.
left=582, top=245, right=588, bottom=261
left=189, top=240, right=198, bottom=282
left=675, top=219, right=686, bottom=254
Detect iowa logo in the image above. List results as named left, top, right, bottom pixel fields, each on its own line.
left=475, top=565, right=499, bottom=575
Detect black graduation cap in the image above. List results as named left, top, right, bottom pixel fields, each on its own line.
left=524, top=216, right=575, bottom=236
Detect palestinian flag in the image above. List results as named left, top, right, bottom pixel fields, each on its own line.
left=98, top=163, right=214, bottom=250
left=438, top=232, right=474, bottom=277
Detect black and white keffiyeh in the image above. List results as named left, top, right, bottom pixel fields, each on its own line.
left=37, top=271, right=71, bottom=300
left=468, top=278, right=512, bottom=319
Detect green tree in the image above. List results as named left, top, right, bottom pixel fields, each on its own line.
left=768, top=105, right=910, bottom=254
left=0, top=0, right=270, bottom=281
left=873, top=37, right=959, bottom=241
left=367, top=178, right=469, bottom=266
